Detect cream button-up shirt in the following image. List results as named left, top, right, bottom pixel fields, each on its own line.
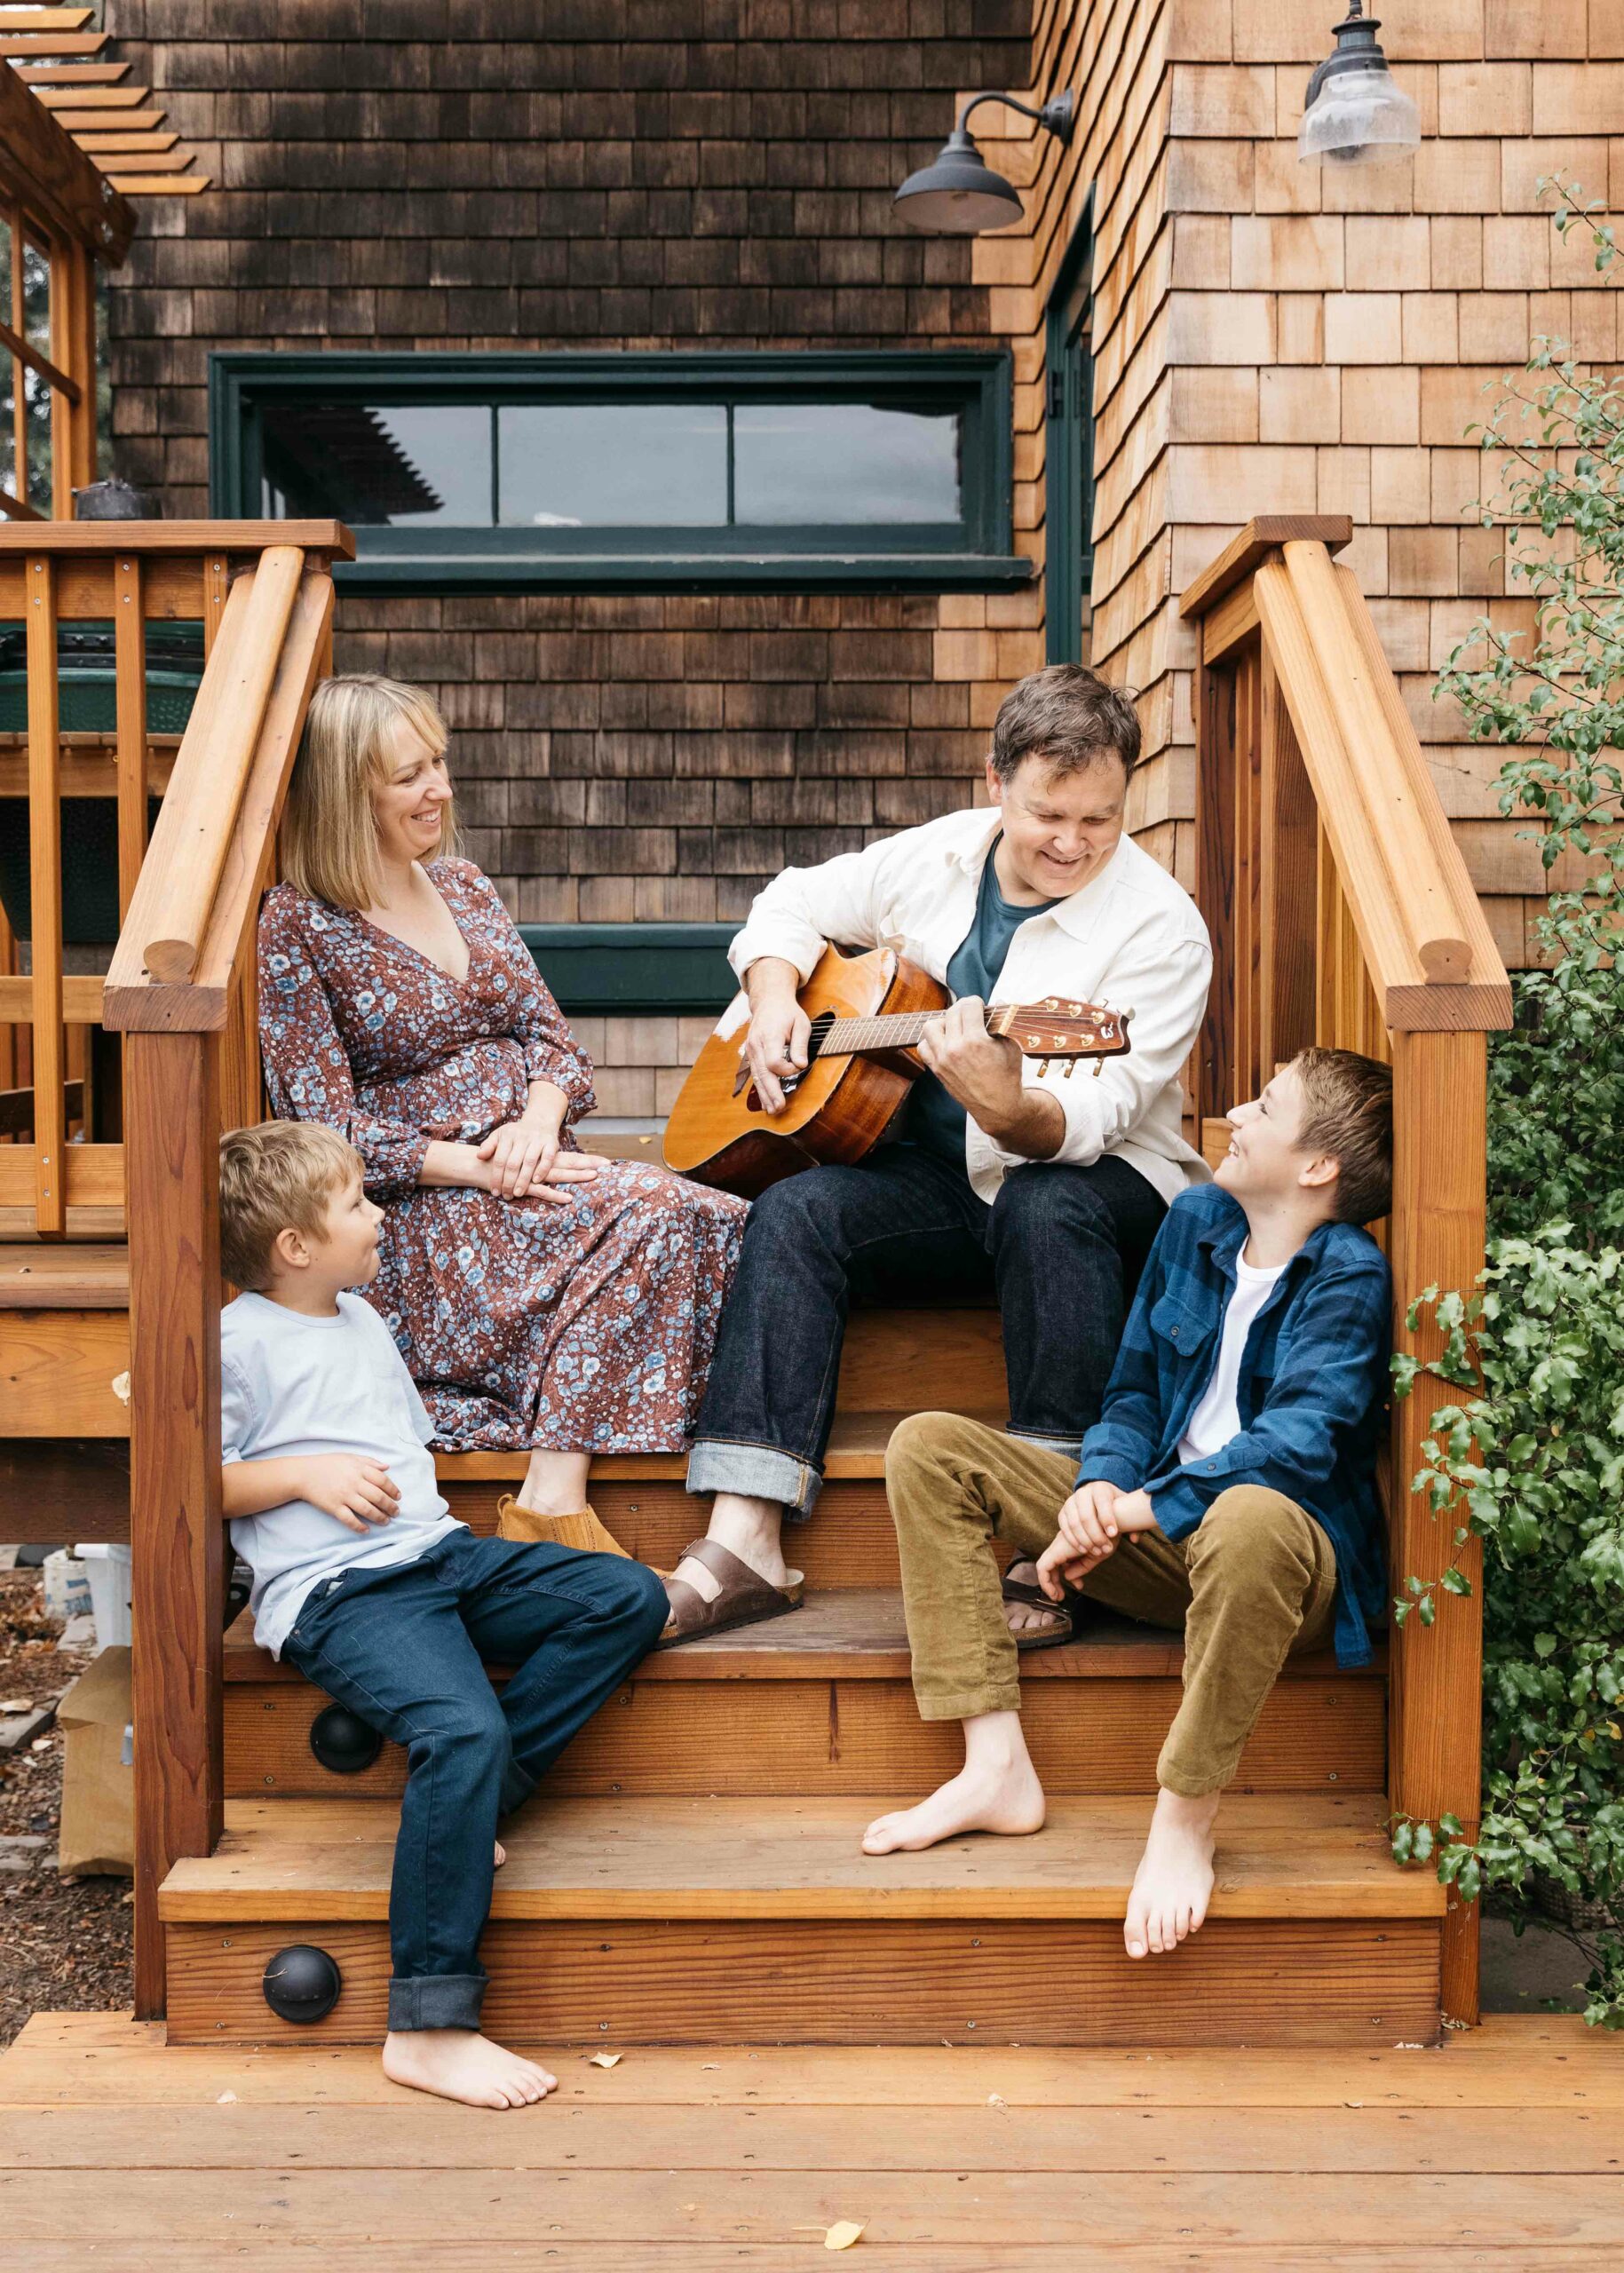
left=725, top=804, right=1214, bottom=1208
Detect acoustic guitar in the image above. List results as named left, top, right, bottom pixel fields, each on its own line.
left=661, top=941, right=1132, bottom=1197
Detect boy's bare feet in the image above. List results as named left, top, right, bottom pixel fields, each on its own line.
left=382, top=2030, right=557, bottom=2109
left=495, top=1839, right=506, bottom=1868
left=861, top=1712, right=1045, bottom=1853
left=1123, top=1786, right=1220, bottom=1958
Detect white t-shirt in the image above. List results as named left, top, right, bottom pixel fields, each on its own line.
left=221, top=1289, right=463, bottom=1658
left=1176, top=1252, right=1287, bottom=1468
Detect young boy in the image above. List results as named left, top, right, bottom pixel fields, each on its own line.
left=865, top=1048, right=1392, bottom=1966
left=218, top=1121, right=669, bottom=2108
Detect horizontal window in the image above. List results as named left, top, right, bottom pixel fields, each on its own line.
left=209, top=352, right=1028, bottom=594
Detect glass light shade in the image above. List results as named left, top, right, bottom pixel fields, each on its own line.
left=1297, top=62, right=1420, bottom=166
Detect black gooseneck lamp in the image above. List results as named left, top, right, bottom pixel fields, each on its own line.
left=1298, top=4, right=1421, bottom=167
left=893, top=89, right=1076, bottom=234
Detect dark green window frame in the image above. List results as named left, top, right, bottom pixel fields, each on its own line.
left=522, top=923, right=734, bottom=1018
left=1045, top=204, right=1096, bottom=665
left=209, top=351, right=1030, bottom=596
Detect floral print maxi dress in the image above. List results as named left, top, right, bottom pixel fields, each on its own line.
left=257, top=858, right=747, bottom=1454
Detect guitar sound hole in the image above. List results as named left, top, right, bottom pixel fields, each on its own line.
left=804, top=1011, right=836, bottom=1064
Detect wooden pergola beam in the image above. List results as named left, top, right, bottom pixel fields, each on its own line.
left=0, top=31, right=109, bottom=55
left=0, top=49, right=134, bottom=262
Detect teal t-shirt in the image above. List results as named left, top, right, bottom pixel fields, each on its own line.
left=904, top=841, right=1061, bottom=1169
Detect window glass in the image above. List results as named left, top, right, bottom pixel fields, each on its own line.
left=259, top=400, right=492, bottom=525
left=0, top=215, right=12, bottom=332
left=23, top=364, right=51, bottom=514
left=0, top=358, right=15, bottom=501
left=733, top=401, right=961, bottom=525
left=498, top=403, right=728, bottom=527
left=21, top=234, right=51, bottom=359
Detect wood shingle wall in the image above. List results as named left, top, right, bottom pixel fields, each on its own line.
left=99, top=0, right=1601, bottom=1109
left=971, top=0, right=1612, bottom=973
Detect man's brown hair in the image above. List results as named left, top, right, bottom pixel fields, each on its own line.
left=1292, top=1047, right=1393, bottom=1225
left=989, top=663, right=1141, bottom=786
left=219, top=1121, right=361, bottom=1291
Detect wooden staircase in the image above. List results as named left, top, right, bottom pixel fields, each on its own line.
left=0, top=513, right=1511, bottom=2055
left=177, top=1307, right=1431, bottom=2052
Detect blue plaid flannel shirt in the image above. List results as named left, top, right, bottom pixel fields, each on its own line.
left=1078, top=1182, right=1390, bottom=1669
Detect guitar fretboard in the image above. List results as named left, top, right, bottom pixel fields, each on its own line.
left=816, top=1010, right=956, bottom=1056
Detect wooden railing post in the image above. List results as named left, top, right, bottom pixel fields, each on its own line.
left=1388, top=1028, right=1487, bottom=2025
left=25, top=551, right=63, bottom=1237
left=125, top=1026, right=224, bottom=2020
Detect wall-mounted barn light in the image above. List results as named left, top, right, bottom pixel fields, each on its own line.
left=893, top=90, right=1075, bottom=234
left=1298, top=4, right=1420, bottom=167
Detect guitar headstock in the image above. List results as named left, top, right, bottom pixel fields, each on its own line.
left=988, top=997, right=1133, bottom=1070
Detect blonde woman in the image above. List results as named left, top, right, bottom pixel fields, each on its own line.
left=257, top=674, right=746, bottom=1554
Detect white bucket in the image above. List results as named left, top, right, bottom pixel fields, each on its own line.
left=42, top=1549, right=93, bottom=1626
left=75, top=1543, right=133, bottom=1651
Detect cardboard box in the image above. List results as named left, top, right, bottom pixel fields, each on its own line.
left=57, top=1646, right=133, bottom=1878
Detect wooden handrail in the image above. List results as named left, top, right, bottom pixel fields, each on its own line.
left=1184, top=517, right=1508, bottom=2033
left=131, top=543, right=304, bottom=985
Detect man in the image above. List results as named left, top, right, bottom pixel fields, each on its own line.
left=661, top=663, right=1212, bottom=1644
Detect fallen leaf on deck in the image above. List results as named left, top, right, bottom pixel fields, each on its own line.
left=825, top=2221, right=866, bottom=2250
left=588, top=2052, right=622, bottom=2069
left=1343, top=2100, right=1363, bottom=2108
left=217, top=2091, right=238, bottom=2103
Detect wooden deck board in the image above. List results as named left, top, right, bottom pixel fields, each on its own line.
left=4, top=2017, right=1616, bottom=2264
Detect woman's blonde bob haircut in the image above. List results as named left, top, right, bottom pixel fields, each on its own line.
left=281, top=673, right=460, bottom=909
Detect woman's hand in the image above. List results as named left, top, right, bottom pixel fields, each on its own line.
left=477, top=1081, right=591, bottom=1199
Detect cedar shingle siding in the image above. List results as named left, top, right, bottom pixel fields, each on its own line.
left=103, top=1, right=1034, bottom=939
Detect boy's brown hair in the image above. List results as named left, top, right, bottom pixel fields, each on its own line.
left=1292, top=1047, right=1393, bottom=1225
left=219, top=1121, right=361, bottom=1290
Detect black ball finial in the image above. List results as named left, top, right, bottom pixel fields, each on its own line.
left=309, top=1704, right=383, bottom=1775
left=262, top=1944, right=343, bottom=2024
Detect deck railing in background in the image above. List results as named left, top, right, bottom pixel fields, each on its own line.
left=1181, top=516, right=1514, bottom=2031
left=0, top=519, right=353, bottom=2016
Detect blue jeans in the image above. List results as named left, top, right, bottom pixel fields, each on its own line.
left=281, top=1528, right=669, bottom=2033
left=686, top=1144, right=1166, bottom=1517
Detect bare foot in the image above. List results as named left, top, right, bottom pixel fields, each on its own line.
left=382, top=2029, right=557, bottom=2110
left=1123, top=1786, right=1220, bottom=1959
left=862, top=1753, right=1046, bottom=1855
left=495, top=1839, right=506, bottom=1869
left=1002, top=1557, right=1070, bottom=1642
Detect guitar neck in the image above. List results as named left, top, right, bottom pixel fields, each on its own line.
left=819, top=1010, right=952, bottom=1055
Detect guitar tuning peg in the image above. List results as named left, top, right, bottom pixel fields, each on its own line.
left=1038, top=1057, right=1050, bottom=1078
left=1092, top=1058, right=1105, bottom=1078
left=1064, top=1059, right=1076, bottom=1078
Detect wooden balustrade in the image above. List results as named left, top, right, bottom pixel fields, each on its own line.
left=1182, top=517, right=1513, bottom=2028
left=0, top=519, right=356, bottom=2015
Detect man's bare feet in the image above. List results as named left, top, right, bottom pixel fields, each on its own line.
left=382, top=2029, right=558, bottom=2109
left=1123, top=1786, right=1221, bottom=1958
left=1002, top=1556, right=1069, bottom=1641
left=861, top=1711, right=1046, bottom=1854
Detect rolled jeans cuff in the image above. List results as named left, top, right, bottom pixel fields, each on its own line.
left=387, top=1970, right=487, bottom=2032
left=1006, top=1425, right=1083, bottom=1462
left=686, top=1438, right=821, bottom=1520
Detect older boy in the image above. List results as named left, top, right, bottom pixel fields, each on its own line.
left=866, top=1048, right=1392, bottom=1967
left=218, top=1121, right=669, bottom=2108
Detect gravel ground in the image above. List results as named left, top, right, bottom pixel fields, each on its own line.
left=0, top=1565, right=131, bottom=2047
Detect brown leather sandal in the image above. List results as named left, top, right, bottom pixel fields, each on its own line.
left=1002, top=1559, right=1077, bottom=1652
left=495, top=1497, right=631, bottom=1560
left=656, top=1537, right=804, bottom=1648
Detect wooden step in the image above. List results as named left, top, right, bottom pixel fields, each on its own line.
left=158, top=1791, right=1445, bottom=2050
left=224, top=1588, right=1385, bottom=1802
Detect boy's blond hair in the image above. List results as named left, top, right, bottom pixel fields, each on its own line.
left=219, top=1121, right=361, bottom=1291
left=1293, top=1047, right=1393, bottom=1225
left=281, top=673, right=459, bottom=910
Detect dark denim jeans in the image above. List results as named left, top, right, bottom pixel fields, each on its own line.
left=687, top=1144, right=1166, bottom=1517
left=281, top=1528, right=669, bottom=2033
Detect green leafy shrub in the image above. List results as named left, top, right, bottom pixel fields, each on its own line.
left=1398, top=178, right=1624, bottom=2027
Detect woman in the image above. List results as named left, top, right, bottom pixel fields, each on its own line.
left=257, top=673, right=747, bottom=1556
